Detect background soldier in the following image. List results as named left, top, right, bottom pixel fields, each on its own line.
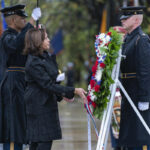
left=119, top=6, right=150, bottom=150
left=0, top=4, right=41, bottom=150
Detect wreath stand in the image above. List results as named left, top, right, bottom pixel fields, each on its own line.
left=94, top=49, right=150, bottom=150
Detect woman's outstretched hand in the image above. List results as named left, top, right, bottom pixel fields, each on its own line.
left=74, top=88, right=87, bottom=104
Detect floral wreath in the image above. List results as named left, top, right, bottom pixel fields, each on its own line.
left=87, top=28, right=122, bottom=119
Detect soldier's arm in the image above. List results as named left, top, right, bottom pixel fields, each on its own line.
left=136, top=35, right=150, bottom=102
left=3, top=23, right=33, bottom=55
left=3, top=33, right=18, bottom=54
left=16, top=23, right=33, bottom=52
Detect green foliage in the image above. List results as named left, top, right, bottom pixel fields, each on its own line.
left=141, top=2, right=150, bottom=35
left=93, top=28, right=123, bottom=119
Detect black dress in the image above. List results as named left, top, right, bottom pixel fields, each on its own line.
left=24, top=51, right=75, bottom=142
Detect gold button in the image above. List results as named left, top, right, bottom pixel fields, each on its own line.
left=58, top=69, right=62, bottom=74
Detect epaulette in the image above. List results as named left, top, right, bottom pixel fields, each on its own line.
left=139, top=31, right=149, bottom=38
left=140, top=32, right=150, bottom=41
left=136, top=31, right=150, bottom=46
left=142, top=33, right=146, bottom=36
left=0, top=29, right=9, bottom=41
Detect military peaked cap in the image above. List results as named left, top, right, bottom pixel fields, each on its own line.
left=0, top=4, right=28, bottom=17
left=120, top=6, right=146, bottom=20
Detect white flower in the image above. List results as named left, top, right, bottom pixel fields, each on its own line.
left=99, top=33, right=105, bottom=39
left=95, top=67, right=103, bottom=81
left=88, top=85, right=91, bottom=91
left=99, top=56, right=105, bottom=62
left=89, top=90, right=97, bottom=101
left=100, top=43, right=105, bottom=48
left=102, top=38, right=107, bottom=44
left=105, top=35, right=111, bottom=43
left=97, top=53, right=101, bottom=58
left=98, top=46, right=101, bottom=52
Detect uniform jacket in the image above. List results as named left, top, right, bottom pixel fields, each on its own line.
left=0, top=23, right=33, bottom=81
left=119, top=26, right=150, bottom=147
left=24, top=51, right=75, bottom=142
left=0, top=23, right=33, bottom=144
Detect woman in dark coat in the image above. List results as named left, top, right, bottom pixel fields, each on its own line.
left=23, top=28, right=86, bottom=150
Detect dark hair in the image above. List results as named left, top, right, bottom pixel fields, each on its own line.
left=23, top=28, right=46, bottom=55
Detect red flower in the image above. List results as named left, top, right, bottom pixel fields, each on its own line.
left=92, top=72, right=96, bottom=77
left=91, top=101, right=97, bottom=108
left=95, top=60, right=98, bottom=66
left=92, top=65, right=97, bottom=73
left=105, top=43, right=109, bottom=46
left=100, top=63, right=105, bottom=68
left=107, top=32, right=111, bottom=36
left=99, top=39, right=102, bottom=43
left=90, top=80, right=96, bottom=88
left=87, top=95, right=91, bottom=102
left=94, top=85, right=100, bottom=92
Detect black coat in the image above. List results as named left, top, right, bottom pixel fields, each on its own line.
left=0, top=23, right=33, bottom=144
left=119, top=27, right=150, bottom=147
left=24, top=51, right=75, bottom=142
left=66, top=69, right=75, bottom=87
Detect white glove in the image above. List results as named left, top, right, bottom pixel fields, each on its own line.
left=56, top=73, right=65, bottom=82
left=138, top=102, right=149, bottom=111
left=32, top=7, right=42, bottom=21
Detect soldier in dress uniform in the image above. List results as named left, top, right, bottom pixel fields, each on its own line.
left=119, top=6, right=150, bottom=150
left=0, top=4, right=41, bottom=150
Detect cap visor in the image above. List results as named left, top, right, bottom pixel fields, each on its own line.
left=120, top=15, right=130, bottom=20
left=18, top=12, right=28, bottom=17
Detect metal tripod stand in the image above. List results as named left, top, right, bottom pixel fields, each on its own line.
left=96, top=49, right=150, bottom=150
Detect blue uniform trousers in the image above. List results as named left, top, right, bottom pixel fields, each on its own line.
left=3, top=143, right=22, bottom=150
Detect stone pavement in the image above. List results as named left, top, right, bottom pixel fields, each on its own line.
left=52, top=100, right=112, bottom=150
